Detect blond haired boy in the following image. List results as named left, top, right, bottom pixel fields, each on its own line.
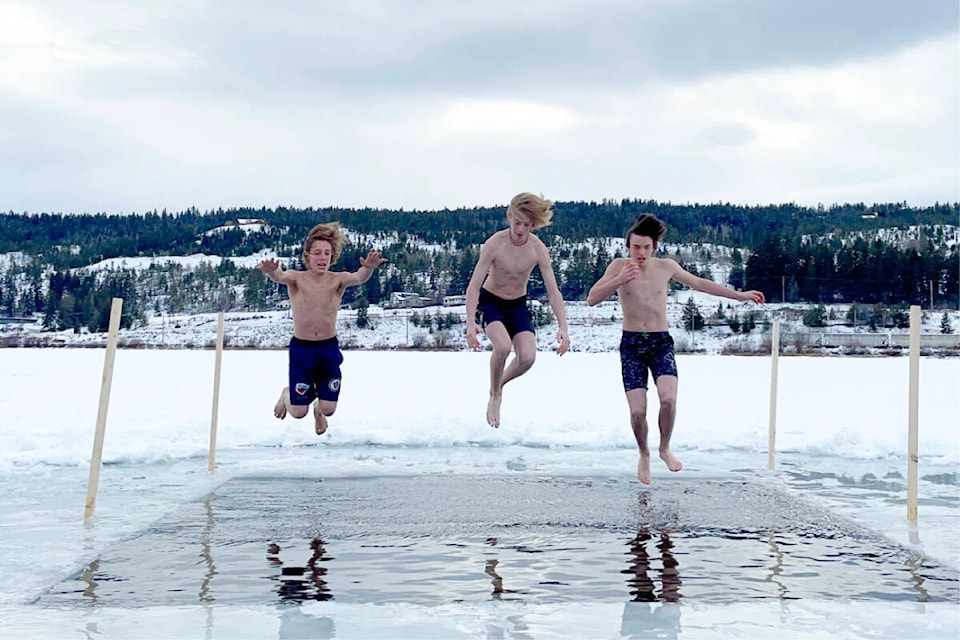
left=465, top=193, right=570, bottom=428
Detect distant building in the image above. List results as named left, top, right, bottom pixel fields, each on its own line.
left=387, top=292, right=429, bottom=308
left=442, top=294, right=466, bottom=306
left=222, top=218, right=267, bottom=227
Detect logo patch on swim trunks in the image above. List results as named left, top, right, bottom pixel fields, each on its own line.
left=294, top=383, right=310, bottom=396
left=328, top=378, right=341, bottom=393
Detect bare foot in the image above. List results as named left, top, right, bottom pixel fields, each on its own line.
left=637, top=453, right=651, bottom=485
left=660, top=448, right=683, bottom=473
left=274, top=390, right=288, bottom=419
left=486, top=394, right=502, bottom=428
left=314, top=405, right=328, bottom=436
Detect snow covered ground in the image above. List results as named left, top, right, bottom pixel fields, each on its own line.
left=0, top=348, right=957, bottom=639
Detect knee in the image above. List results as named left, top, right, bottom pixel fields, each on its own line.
left=629, top=405, right=647, bottom=424
left=318, top=401, right=337, bottom=417
left=491, top=342, right=512, bottom=360
left=290, top=405, right=310, bottom=419
left=516, top=349, right=536, bottom=371
left=659, top=395, right=676, bottom=413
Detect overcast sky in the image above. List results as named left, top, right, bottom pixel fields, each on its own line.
left=1, top=0, right=957, bottom=215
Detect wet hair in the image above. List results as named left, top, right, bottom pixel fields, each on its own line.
left=626, top=214, right=667, bottom=249
left=302, top=222, right=346, bottom=265
left=507, top=192, right=554, bottom=229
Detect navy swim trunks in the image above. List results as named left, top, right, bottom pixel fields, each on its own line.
left=288, top=336, right=344, bottom=406
left=476, top=288, right=535, bottom=338
left=619, top=331, right=678, bottom=392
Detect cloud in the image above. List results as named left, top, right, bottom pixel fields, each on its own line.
left=0, top=0, right=956, bottom=213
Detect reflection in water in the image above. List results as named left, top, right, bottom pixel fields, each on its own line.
left=79, top=558, right=100, bottom=603
left=268, top=538, right=334, bottom=603
left=766, top=533, right=788, bottom=599
left=485, top=559, right=504, bottom=599
left=482, top=538, right=533, bottom=640
left=623, top=529, right=681, bottom=602
left=200, top=494, right=217, bottom=604
left=620, top=528, right=682, bottom=639
left=906, top=550, right=932, bottom=602
left=483, top=536, right=518, bottom=600
left=200, top=494, right=217, bottom=640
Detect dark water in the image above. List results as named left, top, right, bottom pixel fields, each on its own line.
left=38, top=475, right=958, bottom=607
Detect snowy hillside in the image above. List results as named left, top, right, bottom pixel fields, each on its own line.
left=1, top=224, right=957, bottom=354
left=3, top=294, right=957, bottom=355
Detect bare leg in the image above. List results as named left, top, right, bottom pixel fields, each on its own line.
left=313, top=402, right=328, bottom=435
left=499, top=332, right=537, bottom=388
left=655, top=375, right=683, bottom=473
left=275, top=387, right=311, bottom=422
left=314, top=400, right=337, bottom=436
left=274, top=387, right=290, bottom=419
left=485, top=323, right=513, bottom=428
left=486, top=395, right=502, bottom=429
left=660, top=449, right=683, bottom=473
left=637, top=448, right=652, bottom=485
left=315, top=400, right=338, bottom=436
left=626, top=388, right=651, bottom=484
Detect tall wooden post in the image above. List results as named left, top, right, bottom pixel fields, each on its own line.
left=84, top=298, right=123, bottom=519
left=907, top=305, right=920, bottom=523
left=208, top=312, right=225, bottom=472
left=767, top=319, right=781, bottom=470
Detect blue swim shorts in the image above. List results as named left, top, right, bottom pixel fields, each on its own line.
left=619, top=331, right=678, bottom=392
left=288, top=336, right=344, bottom=406
left=476, top=287, right=535, bottom=338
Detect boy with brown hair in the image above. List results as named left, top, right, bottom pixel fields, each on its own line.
left=259, top=222, right=386, bottom=435
left=588, top=214, right=765, bottom=483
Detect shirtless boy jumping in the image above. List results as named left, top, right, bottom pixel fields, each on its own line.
left=466, top=192, right=570, bottom=428
left=587, top=214, right=765, bottom=483
left=259, top=222, right=386, bottom=435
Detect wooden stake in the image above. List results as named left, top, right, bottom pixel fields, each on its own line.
left=907, top=305, right=920, bottom=523
left=767, top=319, right=781, bottom=470
left=84, top=298, right=123, bottom=519
left=208, top=312, right=224, bottom=472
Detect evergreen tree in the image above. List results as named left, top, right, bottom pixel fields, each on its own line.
left=802, top=304, right=827, bottom=327
left=356, top=297, right=370, bottom=328
left=681, top=298, right=705, bottom=331
left=940, top=311, right=954, bottom=334
left=729, top=248, right=745, bottom=290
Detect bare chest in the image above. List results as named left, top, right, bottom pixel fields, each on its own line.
left=290, top=273, right=341, bottom=304
left=620, top=271, right=669, bottom=306
left=492, top=245, right=537, bottom=277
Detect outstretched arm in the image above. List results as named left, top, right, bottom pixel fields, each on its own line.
left=672, top=266, right=765, bottom=303
left=341, top=251, right=387, bottom=287
left=258, top=258, right=298, bottom=285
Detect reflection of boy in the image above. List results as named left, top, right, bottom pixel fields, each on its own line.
left=258, top=222, right=386, bottom=435
left=588, top=214, right=765, bottom=483
left=465, top=193, right=570, bottom=428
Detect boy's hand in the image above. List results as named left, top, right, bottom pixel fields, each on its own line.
left=360, top=251, right=387, bottom=270
left=617, top=260, right=640, bottom=285
left=258, top=258, right=280, bottom=273
left=555, top=329, right=570, bottom=355
left=466, top=322, right=483, bottom=351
